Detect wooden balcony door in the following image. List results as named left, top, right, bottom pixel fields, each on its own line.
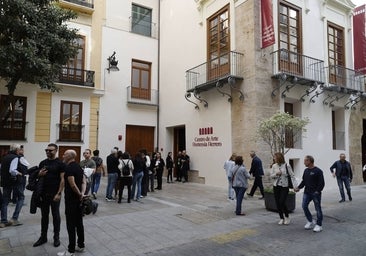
left=278, top=1, right=302, bottom=75
left=61, top=36, right=85, bottom=84
left=327, top=22, right=345, bottom=86
left=207, top=5, right=230, bottom=81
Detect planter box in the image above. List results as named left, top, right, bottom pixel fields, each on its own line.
left=264, top=191, right=296, bottom=212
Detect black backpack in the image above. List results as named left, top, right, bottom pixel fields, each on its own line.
left=122, top=160, right=131, bottom=176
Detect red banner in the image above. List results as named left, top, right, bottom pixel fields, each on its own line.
left=261, top=0, right=275, bottom=48
left=353, top=5, right=366, bottom=75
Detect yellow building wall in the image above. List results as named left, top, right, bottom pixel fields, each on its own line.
left=35, top=92, right=51, bottom=142
left=89, top=96, right=100, bottom=150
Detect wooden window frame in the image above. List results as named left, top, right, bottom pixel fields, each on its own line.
left=59, top=100, right=83, bottom=142
left=278, top=1, right=302, bottom=75
left=327, top=22, right=345, bottom=86
left=131, top=59, right=151, bottom=100
left=61, top=35, right=86, bottom=84
left=0, top=95, right=27, bottom=140
left=207, top=4, right=230, bottom=80
left=284, top=102, right=294, bottom=148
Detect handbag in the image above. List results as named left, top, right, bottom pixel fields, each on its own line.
left=285, top=164, right=294, bottom=189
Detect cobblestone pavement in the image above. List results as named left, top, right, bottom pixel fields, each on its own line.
left=0, top=178, right=365, bottom=256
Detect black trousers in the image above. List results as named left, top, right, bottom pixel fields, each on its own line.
left=141, top=170, right=149, bottom=196
left=65, top=200, right=84, bottom=253
left=118, top=176, right=132, bottom=202
left=167, top=168, right=173, bottom=182
left=248, top=176, right=264, bottom=196
left=273, top=186, right=290, bottom=219
left=40, top=193, right=61, bottom=239
left=156, top=168, right=163, bottom=189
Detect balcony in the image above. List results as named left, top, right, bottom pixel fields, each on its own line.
left=272, top=49, right=325, bottom=85
left=186, top=51, right=244, bottom=93
left=129, top=16, right=158, bottom=39
left=127, top=86, right=158, bottom=106
left=59, top=0, right=94, bottom=14
left=56, top=123, right=85, bottom=142
left=0, top=121, right=28, bottom=140
left=57, top=67, right=95, bottom=88
left=323, top=65, right=366, bottom=93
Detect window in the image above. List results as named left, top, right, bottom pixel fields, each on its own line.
left=284, top=103, right=294, bottom=148
left=0, top=95, right=27, bottom=140
left=278, top=1, right=302, bottom=74
left=131, top=4, right=152, bottom=37
left=332, top=110, right=345, bottom=150
left=60, top=36, right=86, bottom=85
left=327, top=22, right=345, bottom=85
left=284, top=102, right=303, bottom=149
left=207, top=5, right=230, bottom=80
left=59, top=101, right=83, bottom=142
left=131, top=59, right=151, bottom=100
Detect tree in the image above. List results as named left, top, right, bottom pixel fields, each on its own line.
left=0, top=0, right=79, bottom=97
left=258, top=112, right=310, bottom=157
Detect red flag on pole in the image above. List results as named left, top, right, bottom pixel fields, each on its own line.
left=353, top=5, right=366, bottom=75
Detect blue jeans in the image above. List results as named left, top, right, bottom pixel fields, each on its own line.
left=131, top=171, right=144, bottom=200
left=336, top=176, right=351, bottom=200
left=1, top=184, right=25, bottom=223
left=227, top=177, right=234, bottom=199
left=302, top=192, right=323, bottom=226
left=106, top=173, right=118, bottom=199
left=233, top=187, right=246, bottom=214
left=92, top=173, right=102, bottom=194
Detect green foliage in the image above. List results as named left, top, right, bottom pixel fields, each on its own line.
left=258, top=112, right=310, bottom=157
left=0, top=0, right=79, bottom=95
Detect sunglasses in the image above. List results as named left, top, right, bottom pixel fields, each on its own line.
left=45, top=149, right=55, bottom=152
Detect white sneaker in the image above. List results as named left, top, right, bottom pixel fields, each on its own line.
left=278, top=219, right=284, bottom=225
left=75, top=246, right=85, bottom=252
left=313, top=225, right=323, bottom=232
left=304, top=221, right=315, bottom=230
left=283, top=217, right=290, bottom=225
left=57, top=251, right=74, bottom=256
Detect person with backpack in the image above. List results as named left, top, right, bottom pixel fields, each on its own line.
left=117, top=152, right=134, bottom=203
left=91, top=150, right=105, bottom=199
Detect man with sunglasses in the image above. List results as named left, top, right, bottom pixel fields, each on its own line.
left=33, top=143, right=65, bottom=248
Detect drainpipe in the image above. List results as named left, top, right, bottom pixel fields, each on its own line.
left=156, top=0, right=161, bottom=151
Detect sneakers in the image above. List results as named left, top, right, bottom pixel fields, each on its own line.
left=313, top=224, right=323, bottom=232
left=54, top=238, right=61, bottom=247
left=33, top=237, right=48, bottom=247
left=75, top=246, right=85, bottom=252
left=283, top=217, right=290, bottom=225
left=92, top=192, right=97, bottom=199
left=57, top=251, right=74, bottom=256
left=304, top=220, right=316, bottom=230
left=0, top=222, right=12, bottom=228
left=339, top=199, right=345, bottom=203
left=278, top=219, right=284, bottom=225
left=105, top=197, right=115, bottom=202
left=246, top=193, right=253, bottom=198
left=9, top=218, right=22, bottom=226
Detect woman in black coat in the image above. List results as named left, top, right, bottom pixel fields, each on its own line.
left=166, top=152, right=174, bottom=183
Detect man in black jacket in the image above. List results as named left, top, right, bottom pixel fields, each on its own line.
left=247, top=151, right=265, bottom=199
left=329, top=153, right=353, bottom=203
left=33, top=143, right=65, bottom=247
left=0, top=144, right=24, bottom=228
left=105, top=148, right=119, bottom=201
left=295, top=155, right=325, bottom=233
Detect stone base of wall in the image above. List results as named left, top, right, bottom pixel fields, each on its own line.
left=188, top=170, right=205, bottom=184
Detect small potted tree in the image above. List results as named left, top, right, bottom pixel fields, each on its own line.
left=257, top=112, right=310, bottom=212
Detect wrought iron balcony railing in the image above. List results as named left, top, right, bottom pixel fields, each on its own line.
left=56, top=123, right=85, bottom=142
left=324, top=65, right=366, bottom=92
left=127, top=86, right=158, bottom=106
left=186, top=51, right=244, bottom=93
left=57, top=67, right=95, bottom=88
left=129, top=16, right=158, bottom=38
left=0, top=121, right=28, bottom=140
left=272, top=49, right=325, bottom=84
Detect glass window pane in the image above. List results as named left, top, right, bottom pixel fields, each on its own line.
left=62, top=103, right=70, bottom=124
left=141, top=71, right=149, bottom=89
left=132, top=69, right=139, bottom=87
left=132, top=4, right=152, bottom=37
left=71, top=104, right=79, bottom=125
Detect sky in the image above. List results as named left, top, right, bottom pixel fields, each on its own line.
left=352, top=0, right=366, bottom=7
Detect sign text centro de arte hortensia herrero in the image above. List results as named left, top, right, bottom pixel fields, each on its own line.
left=192, top=127, right=223, bottom=147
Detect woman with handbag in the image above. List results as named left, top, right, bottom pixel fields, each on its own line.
left=270, top=152, right=297, bottom=225
left=229, top=156, right=251, bottom=216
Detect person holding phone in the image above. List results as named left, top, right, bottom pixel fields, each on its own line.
left=33, top=143, right=65, bottom=248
